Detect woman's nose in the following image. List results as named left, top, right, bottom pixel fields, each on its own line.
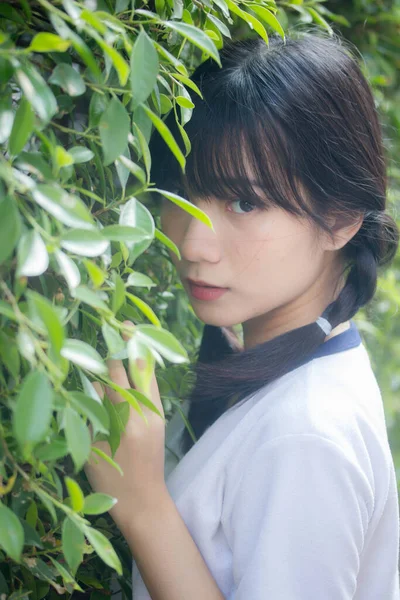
left=179, top=212, right=222, bottom=264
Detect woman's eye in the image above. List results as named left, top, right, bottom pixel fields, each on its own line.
left=228, top=199, right=257, bottom=214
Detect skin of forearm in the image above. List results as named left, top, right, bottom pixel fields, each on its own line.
left=116, top=484, right=225, bottom=600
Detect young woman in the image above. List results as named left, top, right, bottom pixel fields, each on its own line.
left=84, top=29, right=400, bottom=599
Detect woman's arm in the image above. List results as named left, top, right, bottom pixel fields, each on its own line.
left=118, top=486, right=224, bottom=600
left=84, top=321, right=224, bottom=600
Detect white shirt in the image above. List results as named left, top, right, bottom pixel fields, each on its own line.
left=132, top=320, right=400, bottom=599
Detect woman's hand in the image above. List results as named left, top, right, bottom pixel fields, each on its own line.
left=84, top=321, right=167, bottom=532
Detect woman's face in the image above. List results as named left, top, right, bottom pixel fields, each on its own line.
left=160, top=182, right=357, bottom=349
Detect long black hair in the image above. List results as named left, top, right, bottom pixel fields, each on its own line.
left=148, top=28, right=399, bottom=455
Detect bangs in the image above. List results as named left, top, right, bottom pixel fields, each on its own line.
left=150, top=91, right=311, bottom=220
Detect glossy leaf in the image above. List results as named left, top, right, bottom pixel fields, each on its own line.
left=0, top=195, right=21, bottom=264
left=83, top=493, right=117, bottom=515
left=27, top=291, right=65, bottom=355
left=62, top=517, right=85, bottom=575
left=28, top=32, right=71, bottom=52
left=151, top=188, right=214, bottom=230
left=64, top=406, right=91, bottom=471
left=83, top=526, right=122, bottom=574
left=0, top=504, right=24, bottom=562
left=17, top=230, right=49, bottom=276
left=68, top=146, right=94, bottom=163
left=99, top=97, right=130, bottom=166
left=61, top=339, right=108, bottom=374
left=13, top=371, right=53, bottom=448
left=54, top=250, right=81, bottom=291
left=31, top=184, right=95, bottom=229
left=68, top=391, right=110, bottom=434
left=9, top=96, right=35, bottom=156
left=140, top=103, right=185, bottom=171
left=49, top=63, right=86, bottom=96
left=163, top=21, right=221, bottom=66
left=135, top=325, right=189, bottom=363
left=65, top=476, right=85, bottom=512
left=15, top=62, right=58, bottom=123
left=130, top=29, right=159, bottom=107
left=61, top=229, right=110, bottom=257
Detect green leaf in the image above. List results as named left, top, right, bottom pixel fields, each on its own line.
left=140, top=103, right=186, bottom=172
left=54, top=250, right=81, bottom=291
left=13, top=371, right=53, bottom=449
left=14, top=150, right=52, bottom=179
left=175, top=95, right=195, bottom=109
left=126, top=272, right=156, bottom=289
left=83, top=493, right=117, bottom=515
left=130, top=29, right=159, bottom=108
left=226, top=0, right=269, bottom=44
left=0, top=504, right=24, bottom=562
left=31, top=184, right=95, bottom=229
left=15, top=62, right=58, bottom=123
left=83, top=526, right=122, bottom=574
left=163, top=21, right=221, bottom=66
left=65, top=476, right=85, bottom=512
left=68, top=146, right=94, bottom=163
left=0, top=195, right=21, bottom=264
left=102, top=322, right=125, bottom=357
left=132, top=122, right=151, bottom=182
left=28, top=33, right=71, bottom=52
left=54, top=145, right=74, bottom=169
left=62, top=517, right=85, bottom=575
left=112, top=272, right=125, bottom=315
left=0, top=95, right=14, bottom=144
left=90, top=445, right=123, bottom=475
left=91, top=31, right=129, bottom=86
left=0, top=299, right=17, bottom=321
left=151, top=187, right=214, bottom=230
left=27, top=291, right=65, bottom=355
left=247, top=4, right=285, bottom=39
left=154, top=228, right=181, bottom=259
left=99, top=97, right=130, bottom=166
left=126, top=292, right=161, bottom=327
left=306, top=7, right=334, bottom=34
left=102, top=224, right=151, bottom=243
left=116, top=154, right=146, bottom=185
left=83, top=259, right=106, bottom=287
left=135, top=325, right=189, bottom=363
left=61, top=339, right=108, bottom=374
left=68, top=391, right=110, bottom=434
left=9, top=96, right=35, bottom=156
left=17, top=230, right=49, bottom=276
left=20, top=519, right=43, bottom=548
left=64, top=406, right=91, bottom=471
left=34, top=439, right=69, bottom=461
left=61, top=229, right=110, bottom=257
left=49, top=63, right=86, bottom=96
left=48, top=555, right=83, bottom=592
left=73, top=285, right=110, bottom=312
left=126, top=336, right=155, bottom=398
left=119, top=197, right=155, bottom=263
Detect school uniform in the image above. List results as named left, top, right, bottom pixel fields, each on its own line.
left=132, top=320, right=400, bottom=599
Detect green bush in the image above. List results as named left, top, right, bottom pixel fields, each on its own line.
left=0, top=1, right=399, bottom=599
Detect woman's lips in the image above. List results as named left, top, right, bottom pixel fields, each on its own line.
left=187, top=280, right=229, bottom=301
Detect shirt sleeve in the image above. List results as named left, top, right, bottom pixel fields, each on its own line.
left=221, top=433, right=374, bottom=600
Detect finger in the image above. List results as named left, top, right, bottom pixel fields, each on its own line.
left=92, top=381, right=104, bottom=399
left=106, top=358, right=130, bottom=404
left=121, top=320, right=135, bottom=342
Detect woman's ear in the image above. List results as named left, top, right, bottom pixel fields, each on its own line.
left=325, top=212, right=364, bottom=251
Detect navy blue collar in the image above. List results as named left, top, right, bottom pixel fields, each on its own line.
left=308, top=319, right=362, bottom=361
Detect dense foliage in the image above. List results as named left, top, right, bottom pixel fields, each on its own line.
left=0, top=0, right=398, bottom=598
